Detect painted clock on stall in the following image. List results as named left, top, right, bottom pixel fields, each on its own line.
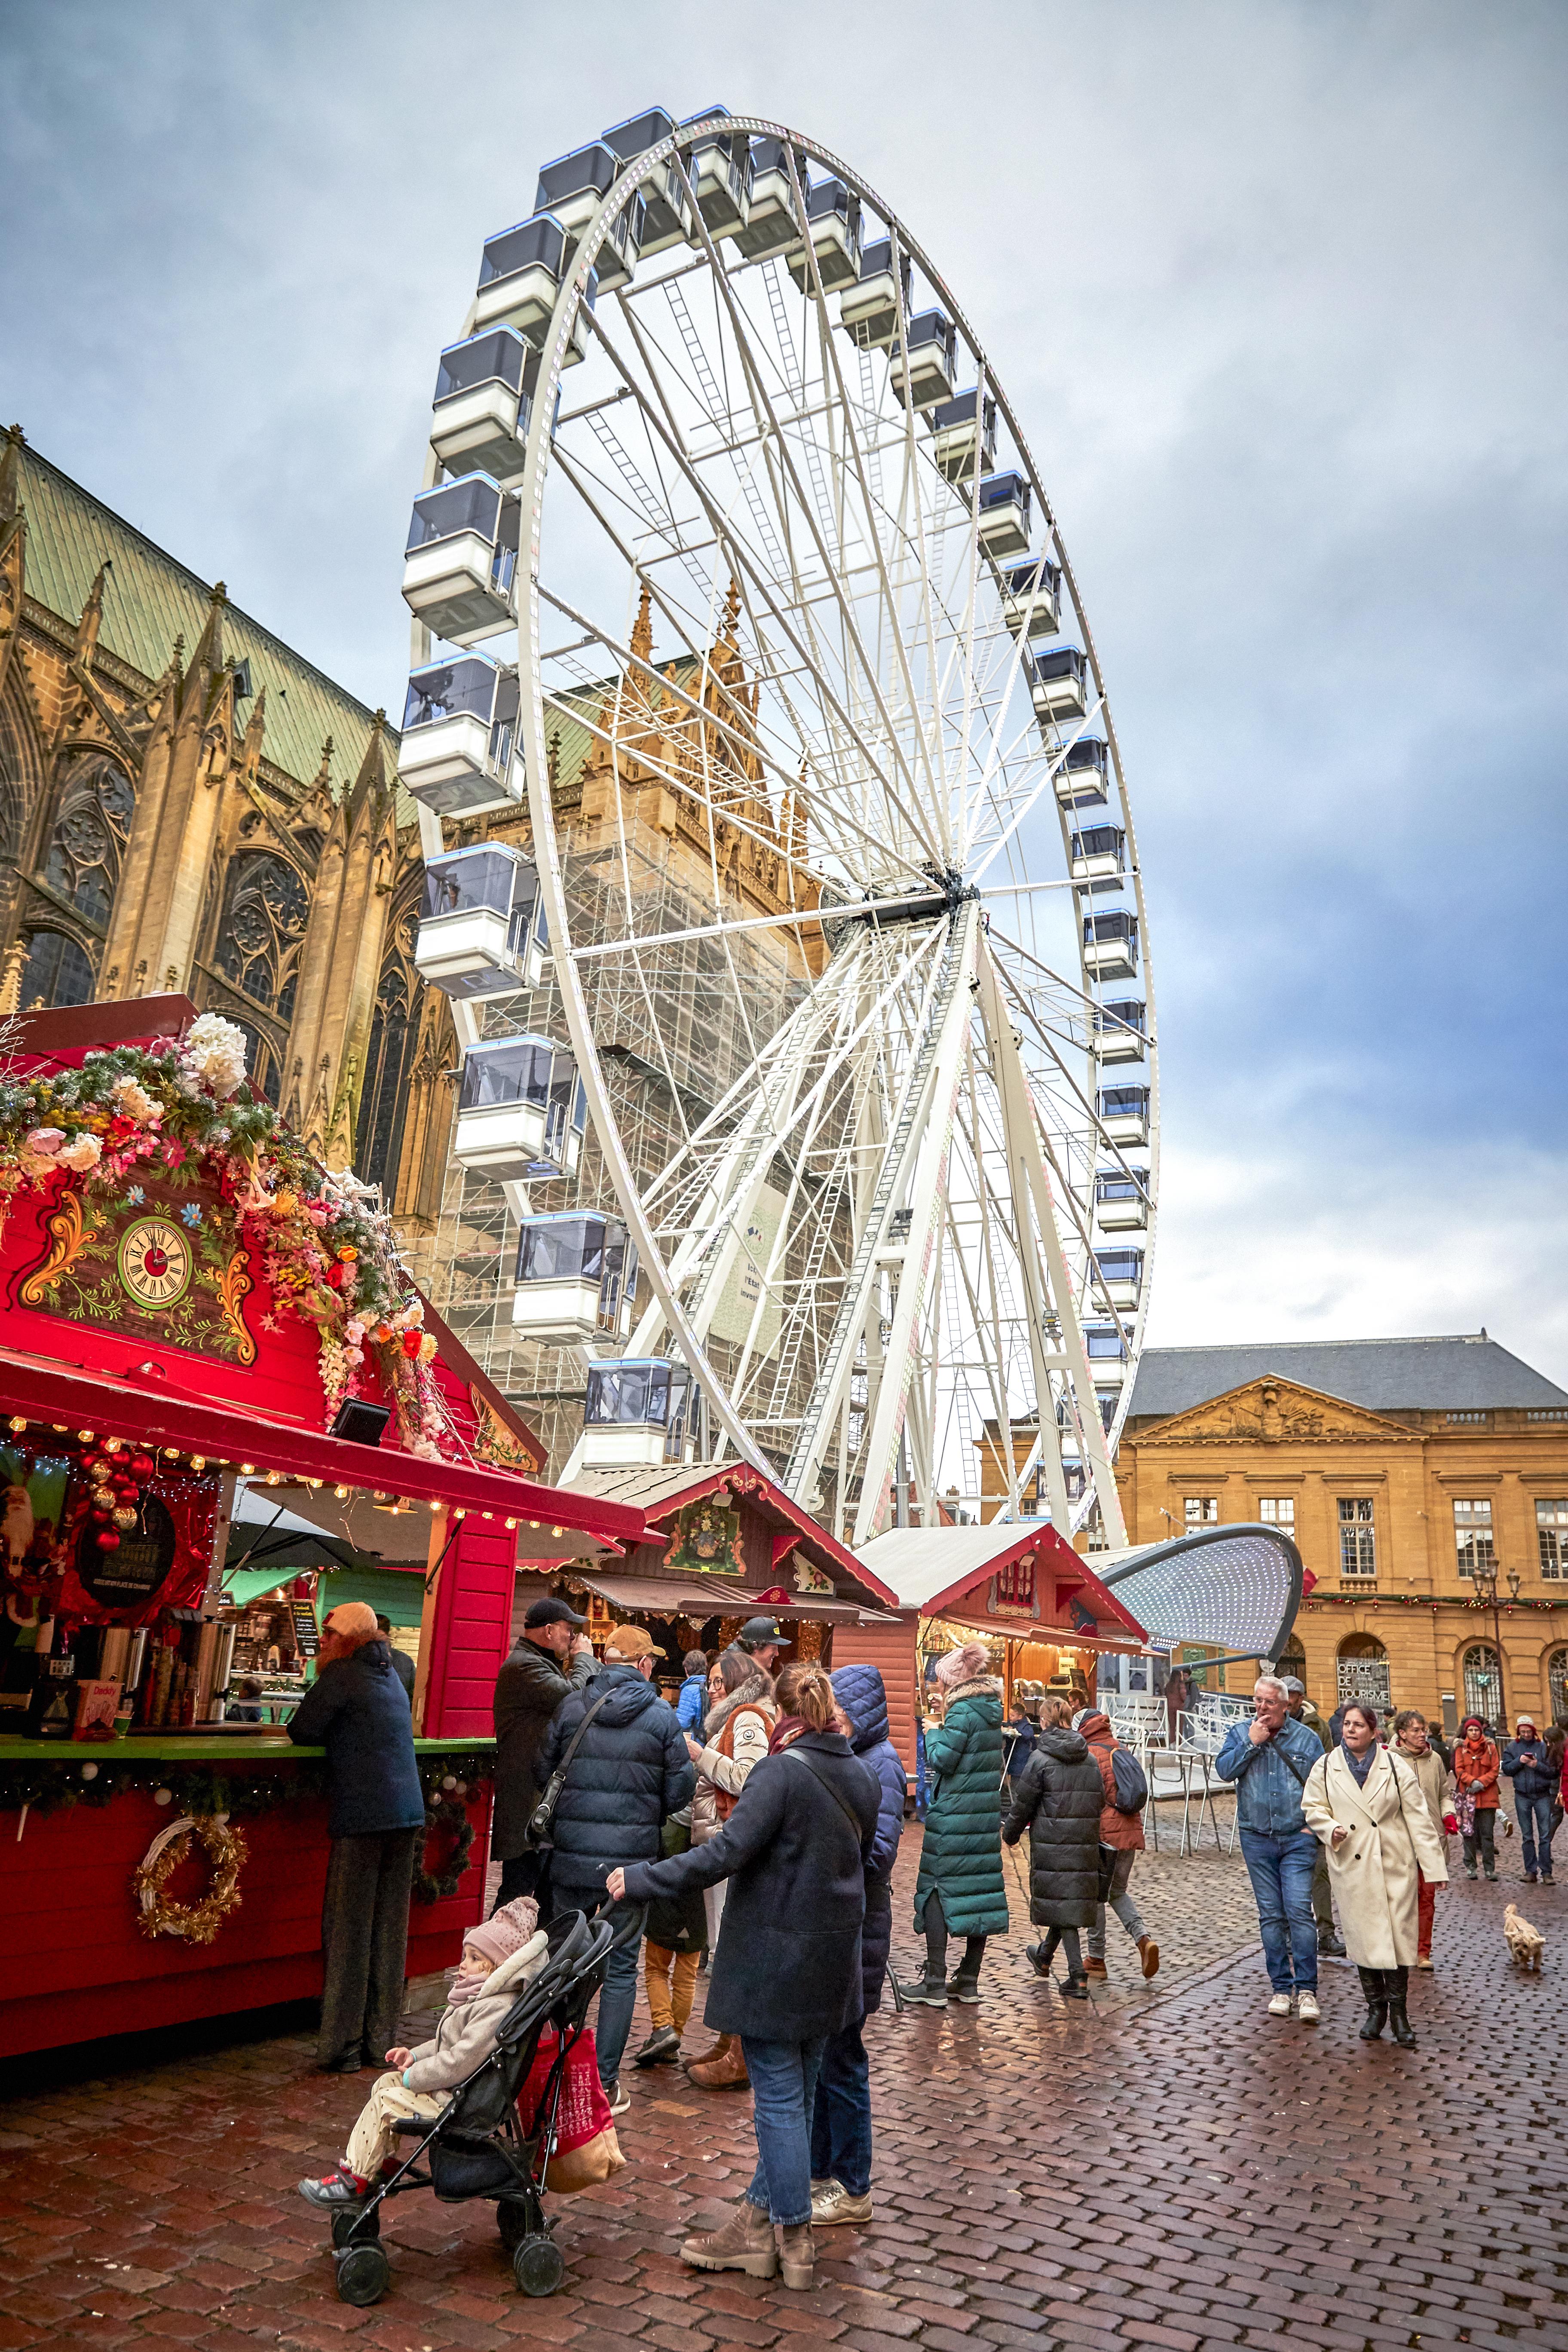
left=116, top=1216, right=194, bottom=1312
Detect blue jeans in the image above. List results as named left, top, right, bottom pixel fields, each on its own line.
left=741, top=2034, right=826, bottom=2225
left=558, top=1893, right=642, bottom=2088
left=809, top=2020, right=871, bottom=2198
left=1518, top=1794, right=1556, bottom=1877
left=1238, top=1828, right=1319, bottom=1994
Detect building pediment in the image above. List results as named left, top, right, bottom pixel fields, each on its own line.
left=1142, top=1375, right=1417, bottom=1446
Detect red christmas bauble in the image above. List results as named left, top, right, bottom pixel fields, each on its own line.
left=131, top=1454, right=155, bottom=1479
left=95, top=1530, right=121, bottom=1551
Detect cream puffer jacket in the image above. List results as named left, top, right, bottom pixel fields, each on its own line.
left=402, top=1929, right=550, bottom=2095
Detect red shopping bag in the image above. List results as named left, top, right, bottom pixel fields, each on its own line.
left=518, top=2027, right=624, bottom=2192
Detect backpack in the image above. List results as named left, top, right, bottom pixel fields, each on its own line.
left=1109, top=1744, right=1148, bottom=1814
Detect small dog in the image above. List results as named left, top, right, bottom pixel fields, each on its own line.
left=1504, top=1903, right=1545, bottom=1972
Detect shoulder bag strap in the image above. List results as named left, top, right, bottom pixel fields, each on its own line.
left=555, top=1682, right=618, bottom=1778
left=783, top=1747, right=867, bottom=1846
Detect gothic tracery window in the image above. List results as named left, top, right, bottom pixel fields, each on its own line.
left=20, top=928, right=95, bottom=1009
left=214, top=851, right=308, bottom=1016
left=43, top=756, right=135, bottom=926
left=357, top=910, right=419, bottom=1202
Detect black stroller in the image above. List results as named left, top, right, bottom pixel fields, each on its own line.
left=323, top=1906, right=624, bottom=2308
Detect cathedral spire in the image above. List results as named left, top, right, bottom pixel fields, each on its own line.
left=0, top=426, right=23, bottom=526
left=630, top=577, right=653, bottom=663
left=74, top=559, right=110, bottom=667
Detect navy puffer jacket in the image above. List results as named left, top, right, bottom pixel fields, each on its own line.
left=536, top=1664, right=695, bottom=1896
left=832, top=1663, right=907, bottom=2013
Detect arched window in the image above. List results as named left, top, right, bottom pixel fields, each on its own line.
left=1462, top=1644, right=1502, bottom=1726
left=357, top=911, right=419, bottom=1203
left=42, top=756, right=135, bottom=927
left=1335, top=1632, right=1390, bottom=1710
left=214, top=852, right=308, bottom=1015
left=1548, top=1649, right=1567, bottom=1724
left=233, top=1023, right=281, bottom=1108
left=19, top=928, right=95, bottom=1010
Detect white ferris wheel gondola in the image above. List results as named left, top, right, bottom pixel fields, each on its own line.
left=402, top=109, right=1158, bottom=1548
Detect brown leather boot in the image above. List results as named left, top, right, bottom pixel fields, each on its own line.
left=1083, top=1957, right=1109, bottom=1979
left=685, top=2034, right=750, bottom=2091
left=1138, top=1936, right=1160, bottom=1979
left=777, top=2223, right=815, bottom=2289
left=680, top=2197, right=778, bottom=2277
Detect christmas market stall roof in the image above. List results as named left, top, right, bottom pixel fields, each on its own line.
left=561, top=1461, right=900, bottom=1623
left=1089, top=1523, right=1306, bottom=1666
left=857, top=1521, right=1147, bottom=1651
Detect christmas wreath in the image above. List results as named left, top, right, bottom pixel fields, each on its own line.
left=133, top=1813, right=248, bottom=1945
left=414, top=1793, right=475, bottom=1905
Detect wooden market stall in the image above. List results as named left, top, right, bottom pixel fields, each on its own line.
left=838, top=1520, right=1149, bottom=1777
left=0, top=995, right=644, bottom=2059
left=539, top=1460, right=900, bottom=1681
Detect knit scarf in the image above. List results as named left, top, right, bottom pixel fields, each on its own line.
left=769, top=1715, right=808, bottom=1753
left=445, top=1959, right=494, bottom=2008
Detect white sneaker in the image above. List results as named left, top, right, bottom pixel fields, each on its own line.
left=1267, top=1993, right=1292, bottom=2016
left=1297, top=1991, right=1320, bottom=2023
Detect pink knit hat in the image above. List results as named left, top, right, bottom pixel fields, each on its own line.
left=934, top=1640, right=992, bottom=1688
left=462, top=1896, right=539, bottom=1968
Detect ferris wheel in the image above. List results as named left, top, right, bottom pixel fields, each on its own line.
left=400, top=109, right=1157, bottom=1548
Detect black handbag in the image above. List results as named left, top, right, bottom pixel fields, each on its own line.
left=526, top=1684, right=616, bottom=1849
left=1096, top=1843, right=1118, bottom=1901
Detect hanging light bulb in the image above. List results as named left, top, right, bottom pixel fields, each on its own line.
left=7, top=1418, right=26, bottom=1434
left=334, top=1485, right=349, bottom=1500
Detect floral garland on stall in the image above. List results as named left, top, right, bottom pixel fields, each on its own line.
left=0, top=1014, right=458, bottom=1456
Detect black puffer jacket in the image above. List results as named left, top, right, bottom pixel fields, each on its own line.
left=536, top=1664, right=695, bottom=1898
left=1002, top=1724, right=1105, bottom=1929
left=491, top=1638, right=595, bottom=1861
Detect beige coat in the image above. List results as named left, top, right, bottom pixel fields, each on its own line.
left=1391, top=1738, right=1452, bottom=1838
left=403, top=1930, right=550, bottom=2095
left=1302, top=1746, right=1449, bottom=1969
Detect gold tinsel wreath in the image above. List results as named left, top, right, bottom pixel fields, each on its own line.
left=132, top=1815, right=248, bottom=1945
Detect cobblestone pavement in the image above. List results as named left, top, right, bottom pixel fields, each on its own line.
left=1, top=1817, right=1565, bottom=2352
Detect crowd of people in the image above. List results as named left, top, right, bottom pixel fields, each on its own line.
left=1219, top=1672, right=1563, bottom=2047
left=277, top=1592, right=1562, bottom=2289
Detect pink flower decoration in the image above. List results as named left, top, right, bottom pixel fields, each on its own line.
left=162, top=1142, right=187, bottom=1168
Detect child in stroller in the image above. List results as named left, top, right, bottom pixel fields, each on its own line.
left=298, top=1896, right=546, bottom=2210
left=297, top=1903, right=628, bottom=2308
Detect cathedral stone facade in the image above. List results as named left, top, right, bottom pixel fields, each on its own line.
left=0, top=428, right=456, bottom=1259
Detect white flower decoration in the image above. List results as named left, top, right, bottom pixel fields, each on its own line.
left=181, top=1012, right=250, bottom=1100
left=112, top=1075, right=157, bottom=1124
left=56, top=1134, right=103, bottom=1173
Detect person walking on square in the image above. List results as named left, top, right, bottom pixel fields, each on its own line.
left=809, top=1661, right=906, bottom=2228
left=1453, top=1715, right=1501, bottom=1880
left=1215, top=1675, right=1325, bottom=2023
left=606, top=1662, right=879, bottom=2293
left=491, top=1597, right=596, bottom=1914
left=1390, top=1709, right=1454, bottom=1968
left=1502, top=1714, right=1557, bottom=1885
left=901, top=1641, right=1009, bottom=2007
left=1002, top=1697, right=1104, bottom=1998
left=289, top=1602, right=427, bottom=2074
left=536, top=1623, right=694, bottom=2116
left=1075, top=1703, right=1159, bottom=1982
left=1302, top=1699, right=1449, bottom=2048
left=1282, top=1676, right=1344, bottom=1958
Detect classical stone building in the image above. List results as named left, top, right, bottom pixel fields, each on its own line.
left=1114, top=1335, right=1568, bottom=1731
left=0, top=428, right=456, bottom=1253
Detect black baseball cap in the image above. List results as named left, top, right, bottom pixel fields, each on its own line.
left=738, top=1616, right=786, bottom=1650
left=524, top=1597, right=586, bottom=1630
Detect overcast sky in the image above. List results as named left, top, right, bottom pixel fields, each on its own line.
left=4, top=0, right=1565, bottom=1385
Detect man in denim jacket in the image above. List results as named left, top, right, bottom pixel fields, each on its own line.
left=1216, top=1676, right=1326, bottom=2022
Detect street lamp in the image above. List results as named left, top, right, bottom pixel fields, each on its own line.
left=1471, top=1562, right=1519, bottom=1730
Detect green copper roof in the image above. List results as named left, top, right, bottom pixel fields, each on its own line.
left=15, top=439, right=399, bottom=800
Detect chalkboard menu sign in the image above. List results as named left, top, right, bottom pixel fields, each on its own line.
left=291, top=1600, right=320, bottom=1659
left=74, top=1495, right=178, bottom=1609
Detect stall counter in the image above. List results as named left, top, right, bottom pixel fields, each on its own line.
left=0, top=1736, right=494, bottom=2062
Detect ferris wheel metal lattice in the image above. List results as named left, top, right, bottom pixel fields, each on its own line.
left=399, top=107, right=1158, bottom=1548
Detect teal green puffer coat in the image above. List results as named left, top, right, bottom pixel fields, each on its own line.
left=913, top=1683, right=1010, bottom=1937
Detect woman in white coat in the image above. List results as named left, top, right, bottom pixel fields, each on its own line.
left=1302, top=1700, right=1448, bottom=2049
